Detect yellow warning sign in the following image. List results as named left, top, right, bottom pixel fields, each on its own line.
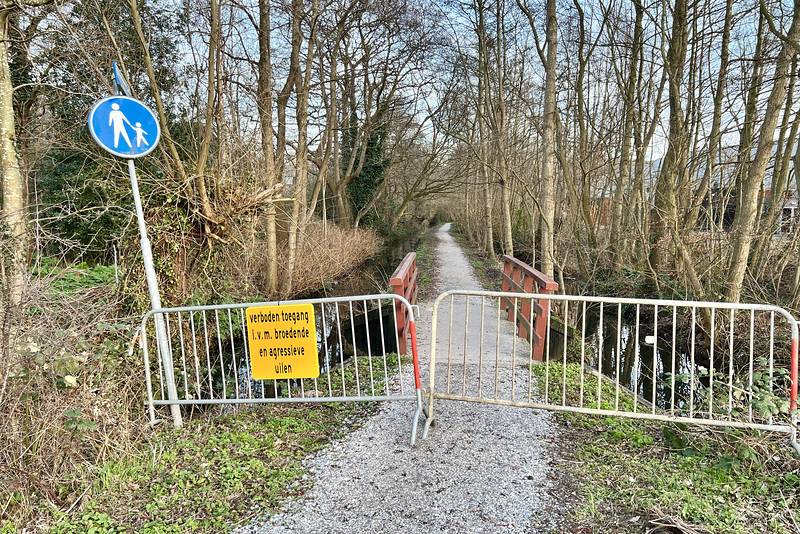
left=246, top=303, right=319, bottom=379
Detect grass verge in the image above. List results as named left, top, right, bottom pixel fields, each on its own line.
left=532, top=362, right=800, bottom=533
left=413, top=225, right=438, bottom=300
left=30, top=352, right=406, bottom=532
left=2, top=252, right=405, bottom=533
left=40, top=402, right=378, bottom=534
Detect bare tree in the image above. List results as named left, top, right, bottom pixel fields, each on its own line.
left=609, top=0, right=643, bottom=272
left=515, top=0, right=556, bottom=276
left=727, top=0, right=800, bottom=303
left=0, top=0, right=55, bottom=305
left=257, top=0, right=279, bottom=294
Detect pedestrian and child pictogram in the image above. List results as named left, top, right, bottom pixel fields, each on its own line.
left=88, top=96, right=160, bottom=158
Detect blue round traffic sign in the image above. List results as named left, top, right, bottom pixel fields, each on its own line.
left=88, top=96, right=161, bottom=158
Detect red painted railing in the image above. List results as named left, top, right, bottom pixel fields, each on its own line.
left=500, top=255, right=558, bottom=361
left=390, top=252, right=418, bottom=355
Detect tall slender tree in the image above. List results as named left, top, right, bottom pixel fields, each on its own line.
left=727, top=0, right=800, bottom=303
left=1, top=0, right=54, bottom=305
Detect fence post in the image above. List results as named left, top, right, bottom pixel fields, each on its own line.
left=532, top=291, right=552, bottom=361
left=501, top=260, right=513, bottom=313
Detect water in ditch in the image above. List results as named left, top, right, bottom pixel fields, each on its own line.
left=545, top=303, right=767, bottom=414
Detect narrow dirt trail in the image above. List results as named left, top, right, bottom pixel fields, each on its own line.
left=238, top=224, right=563, bottom=533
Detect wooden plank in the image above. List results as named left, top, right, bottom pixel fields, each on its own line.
left=390, top=252, right=417, bottom=286
left=501, top=272, right=526, bottom=294
left=501, top=255, right=558, bottom=291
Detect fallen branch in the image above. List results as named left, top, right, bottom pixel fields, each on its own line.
left=0, top=463, right=63, bottom=507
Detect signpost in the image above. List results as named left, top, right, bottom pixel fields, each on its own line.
left=112, top=62, right=132, bottom=99
left=88, top=64, right=182, bottom=426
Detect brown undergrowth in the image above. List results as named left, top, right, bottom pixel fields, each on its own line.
left=215, top=220, right=382, bottom=301
left=0, top=274, right=145, bottom=530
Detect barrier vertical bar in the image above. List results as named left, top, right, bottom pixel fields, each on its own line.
left=501, top=260, right=512, bottom=313
left=792, top=338, right=798, bottom=411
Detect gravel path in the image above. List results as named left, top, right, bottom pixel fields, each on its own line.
left=236, top=224, right=562, bottom=533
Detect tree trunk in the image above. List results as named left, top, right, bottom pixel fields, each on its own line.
left=569, top=0, right=598, bottom=251
left=0, top=11, right=26, bottom=305
left=494, top=0, right=513, bottom=257
left=686, top=0, right=732, bottom=236
left=727, top=3, right=800, bottom=303
left=481, top=156, right=494, bottom=254
left=476, top=41, right=494, bottom=255
left=281, top=0, right=309, bottom=296
left=734, top=15, right=765, bottom=225
left=611, top=0, right=643, bottom=272
left=257, top=0, right=279, bottom=295
left=752, top=59, right=799, bottom=271
left=648, top=0, right=689, bottom=277
left=539, top=0, right=558, bottom=278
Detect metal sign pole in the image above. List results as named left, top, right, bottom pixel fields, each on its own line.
left=128, top=159, right=183, bottom=427
left=89, top=65, right=181, bottom=426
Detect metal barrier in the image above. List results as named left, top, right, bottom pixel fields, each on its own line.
left=422, top=291, right=799, bottom=452
left=142, top=294, right=424, bottom=445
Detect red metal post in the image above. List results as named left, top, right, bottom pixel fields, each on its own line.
left=409, top=321, right=421, bottom=390
left=792, top=338, right=798, bottom=412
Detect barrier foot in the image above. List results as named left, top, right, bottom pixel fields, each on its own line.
left=410, top=389, right=424, bottom=446
left=422, top=416, right=435, bottom=439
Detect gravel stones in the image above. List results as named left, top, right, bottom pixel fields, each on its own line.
left=235, top=224, right=563, bottom=533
